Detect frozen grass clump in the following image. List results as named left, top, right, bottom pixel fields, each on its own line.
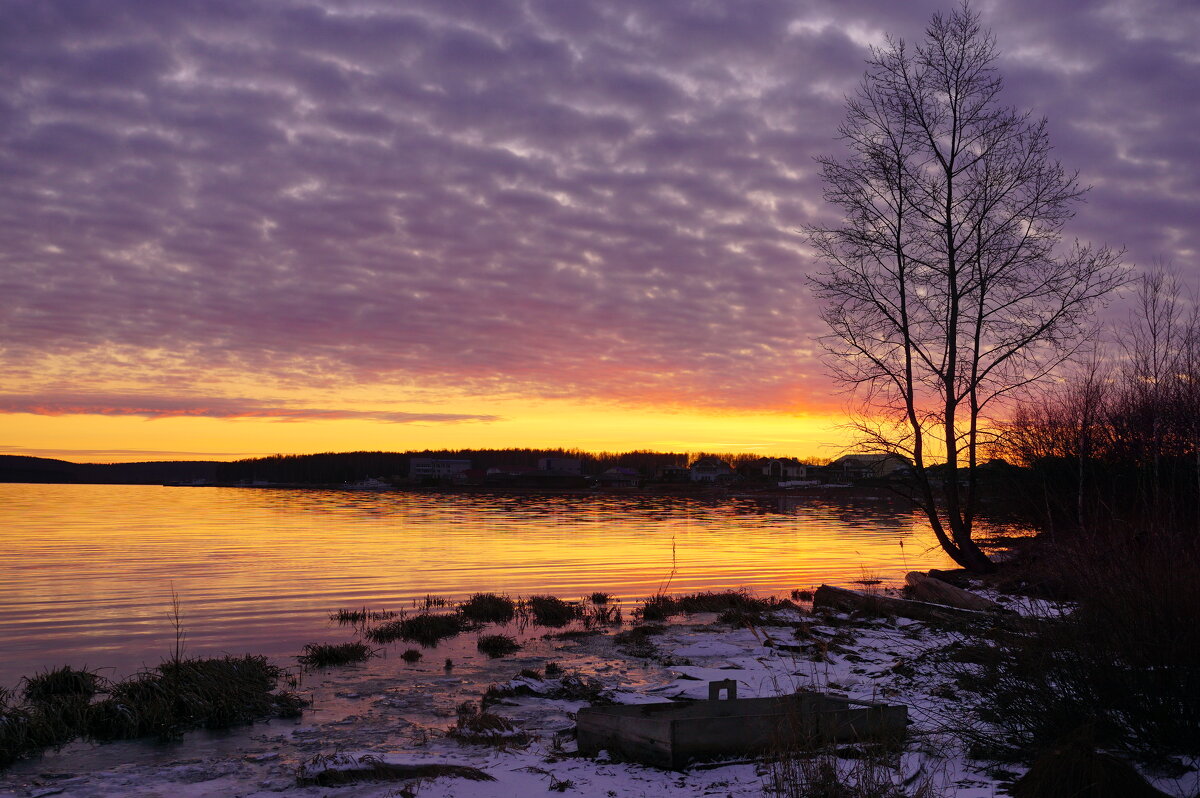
left=366, top=613, right=469, bottom=647
left=298, top=642, right=376, bottom=668
left=86, top=655, right=306, bottom=741
left=460, top=593, right=516, bottom=624
left=638, top=589, right=784, bottom=622
left=0, top=654, right=308, bottom=768
left=22, top=666, right=103, bottom=704
left=477, top=634, right=521, bottom=658
left=447, top=701, right=530, bottom=747
left=525, top=595, right=579, bottom=627
left=330, top=607, right=397, bottom=625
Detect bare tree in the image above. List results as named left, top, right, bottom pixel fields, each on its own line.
left=808, top=4, right=1125, bottom=571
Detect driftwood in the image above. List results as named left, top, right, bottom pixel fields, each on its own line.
left=904, top=571, right=1001, bottom=612
left=298, top=756, right=495, bottom=786
left=812, top=584, right=1001, bottom=626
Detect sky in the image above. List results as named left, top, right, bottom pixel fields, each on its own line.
left=2, top=0, right=1198, bottom=463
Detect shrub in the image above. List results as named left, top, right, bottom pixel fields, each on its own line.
left=959, top=530, right=1200, bottom=763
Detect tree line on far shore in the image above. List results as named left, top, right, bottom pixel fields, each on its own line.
left=210, top=448, right=819, bottom=485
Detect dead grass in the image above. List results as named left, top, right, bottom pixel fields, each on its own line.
left=447, top=701, right=531, bottom=747
left=768, top=742, right=947, bottom=798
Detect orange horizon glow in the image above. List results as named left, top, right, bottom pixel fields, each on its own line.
left=0, top=397, right=858, bottom=464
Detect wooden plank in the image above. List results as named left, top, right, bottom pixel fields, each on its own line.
left=577, top=691, right=908, bottom=770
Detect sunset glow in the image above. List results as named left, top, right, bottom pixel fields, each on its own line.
left=1, top=399, right=852, bottom=463
left=2, top=1, right=1196, bottom=462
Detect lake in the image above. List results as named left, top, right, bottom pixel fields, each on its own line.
left=0, top=483, right=958, bottom=689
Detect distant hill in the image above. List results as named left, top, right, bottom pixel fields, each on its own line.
left=0, top=455, right=221, bottom=485
left=0, top=455, right=81, bottom=483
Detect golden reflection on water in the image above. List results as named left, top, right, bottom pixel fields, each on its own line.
left=0, top=484, right=956, bottom=686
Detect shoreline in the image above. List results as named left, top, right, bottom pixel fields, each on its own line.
left=0, top=584, right=1091, bottom=798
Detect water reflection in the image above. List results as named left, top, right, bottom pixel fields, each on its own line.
left=0, top=484, right=960, bottom=687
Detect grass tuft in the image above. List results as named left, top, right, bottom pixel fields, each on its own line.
left=638, top=589, right=786, bottom=622
left=22, top=666, right=103, bottom=704
left=86, top=655, right=306, bottom=741
left=297, top=642, right=376, bottom=668
left=460, top=593, right=516, bottom=624
left=447, top=701, right=531, bottom=746
left=330, top=607, right=397, bottom=625
left=366, top=613, right=470, bottom=647
left=525, top=595, right=580, bottom=627
left=613, top=624, right=665, bottom=658
left=477, top=634, right=521, bottom=658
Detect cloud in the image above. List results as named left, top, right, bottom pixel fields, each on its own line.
left=0, top=444, right=264, bottom=459
left=0, top=394, right=501, bottom=424
left=1, top=0, right=1196, bottom=416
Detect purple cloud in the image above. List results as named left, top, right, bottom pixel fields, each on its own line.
left=1, top=0, right=1196, bottom=415
left=0, top=394, right=500, bottom=424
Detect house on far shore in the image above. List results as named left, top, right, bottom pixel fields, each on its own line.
left=409, top=458, right=472, bottom=481
left=538, top=457, right=582, bottom=475
left=597, top=466, right=640, bottom=488
left=654, top=464, right=691, bottom=483
left=739, top=457, right=807, bottom=482
left=832, top=453, right=911, bottom=480
left=690, top=456, right=733, bottom=482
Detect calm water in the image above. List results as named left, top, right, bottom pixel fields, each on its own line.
left=0, top=484, right=957, bottom=688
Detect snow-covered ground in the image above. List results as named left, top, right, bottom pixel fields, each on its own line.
left=1, top=593, right=1193, bottom=798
